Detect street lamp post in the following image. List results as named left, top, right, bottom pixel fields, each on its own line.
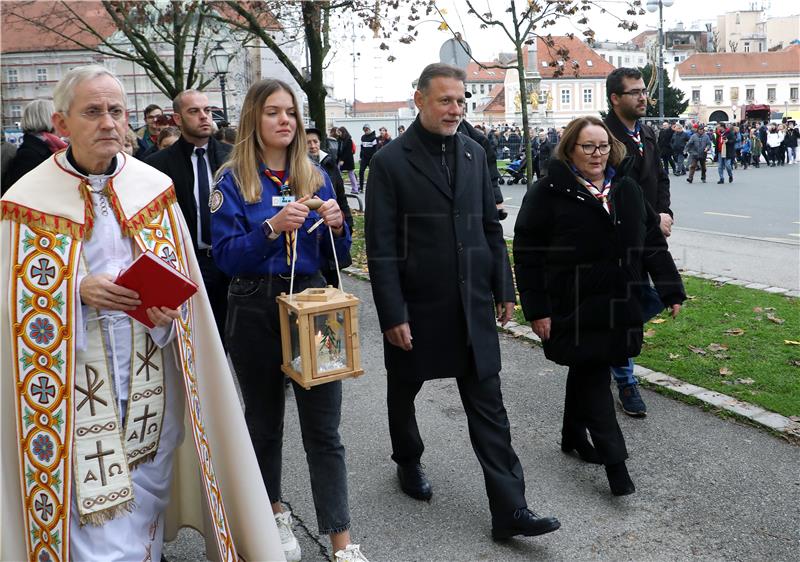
left=646, top=0, right=674, bottom=120
left=211, top=43, right=230, bottom=123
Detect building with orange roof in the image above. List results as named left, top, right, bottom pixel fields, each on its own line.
left=674, top=45, right=800, bottom=123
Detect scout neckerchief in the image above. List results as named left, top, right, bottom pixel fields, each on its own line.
left=570, top=163, right=616, bottom=214
left=625, top=122, right=644, bottom=156
left=263, top=167, right=295, bottom=265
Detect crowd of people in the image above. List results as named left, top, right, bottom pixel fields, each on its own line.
left=11, top=58, right=799, bottom=562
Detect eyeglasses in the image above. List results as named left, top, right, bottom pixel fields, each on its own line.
left=80, top=108, right=126, bottom=121
left=618, top=89, right=648, bottom=98
left=576, top=143, right=612, bottom=155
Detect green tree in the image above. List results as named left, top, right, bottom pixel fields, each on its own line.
left=641, top=64, right=688, bottom=118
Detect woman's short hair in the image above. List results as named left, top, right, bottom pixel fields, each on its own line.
left=21, top=99, right=55, bottom=134
left=554, top=116, right=627, bottom=168
left=157, top=126, right=180, bottom=146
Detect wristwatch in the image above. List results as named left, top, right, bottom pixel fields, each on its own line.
left=261, top=219, right=280, bottom=241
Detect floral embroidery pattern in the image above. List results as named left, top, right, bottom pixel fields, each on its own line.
left=29, top=317, right=55, bottom=345
left=32, top=434, right=54, bottom=463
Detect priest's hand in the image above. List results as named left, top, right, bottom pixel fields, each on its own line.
left=146, top=306, right=180, bottom=327
left=385, top=322, right=413, bottom=351
left=81, top=273, right=141, bottom=310
left=496, top=302, right=514, bottom=326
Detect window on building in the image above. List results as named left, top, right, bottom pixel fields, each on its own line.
left=746, top=87, right=755, bottom=101
left=583, top=89, right=592, bottom=104
left=639, top=57, right=645, bottom=65
left=692, top=89, right=701, bottom=103
left=791, top=87, right=799, bottom=101
left=7, top=68, right=18, bottom=88
left=471, top=84, right=477, bottom=93
left=618, top=56, right=623, bottom=66
left=744, top=42, right=750, bottom=53
left=767, top=87, right=776, bottom=101
left=730, top=87, right=739, bottom=100
left=600, top=54, right=605, bottom=60
left=11, top=105, right=22, bottom=119
left=586, top=60, right=593, bottom=67
left=36, top=68, right=48, bottom=82
left=472, top=102, right=477, bottom=111
left=480, top=84, right=485, bottom=94
left=674, top=56, right=680, bottom=62
left=714, top=88, right=723, bottom=103
left=624, top=56, right=630, bottom=63
left=561, top=89, right=571, bottom=105
left=758, top=43, right=763, bottom=52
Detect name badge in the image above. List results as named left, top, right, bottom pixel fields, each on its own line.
left=272, top=195, right=295, bottom=207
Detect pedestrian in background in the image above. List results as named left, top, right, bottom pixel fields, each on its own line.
left=514, top=115, right=685, bottom=496
left=750, top=130, right=762, bottom=168
left=715, top=124, right=735, bottom=184
left=376, top=126, right=392, bottom=150
left=210, top=78, right=368, bottom=562
left=358, top=124, right=377, bottom=193
left=685, top=124, right=711, bottom=183
left=158, top=126, right=181, bottom=149
left=336, top=126, right=358, bottom=192
left=766, top=124, right=782, bottom=167
left=657, top=121, right=675, bottom=175
left=784, top=121, right=798, bottom=164
left=670, top=123, right=689, bottom=176
left=2, top=99, right=67, bottom=194
left=740, top=134, right=752, bottom=169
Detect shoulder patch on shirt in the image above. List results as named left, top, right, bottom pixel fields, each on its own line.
left=209, top=189, right=224, bottom=213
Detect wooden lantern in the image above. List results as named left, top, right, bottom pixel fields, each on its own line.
left=277, top=287, right=364, bottom=389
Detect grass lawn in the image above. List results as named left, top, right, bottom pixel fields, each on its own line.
left=349, top=213, right=800, bottom=417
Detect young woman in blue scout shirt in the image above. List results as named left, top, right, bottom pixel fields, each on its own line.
left=211, top=79, right=368, bottom=562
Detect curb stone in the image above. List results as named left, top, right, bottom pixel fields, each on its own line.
left=343, top=265, right=799, bottom=441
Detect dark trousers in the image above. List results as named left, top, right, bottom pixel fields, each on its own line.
left=195, top=250, right=230, bottom=347
left=226, top=273, right=350, bottom=534
left=688, top=156, right=706, bottom=181
left=387, top=367, right=527, bottom=519
left=562, top=363, right=628, bottom=465
left=661, top=154, right=675, bottom=174
left=358, top=156, right=372, bottom=190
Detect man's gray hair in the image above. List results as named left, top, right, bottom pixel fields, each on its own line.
left=173, top=89, right=205, bottom=114
left=21, top=99, right=55, bottom=133
left=417, top=63, right=466, bottom=93
left=52, top=65, right=127, bottom=114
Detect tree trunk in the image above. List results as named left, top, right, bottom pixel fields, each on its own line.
left=302, top=1, right=327, bottom=134
left=515, top=48, right=534, bottom=189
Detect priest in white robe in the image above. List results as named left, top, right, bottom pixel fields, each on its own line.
left=0, top=65, right=284, bottom=562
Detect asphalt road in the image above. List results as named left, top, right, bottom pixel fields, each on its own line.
left=499, top=161, right=800, bottom=289
left=164, top=276, right=800, bottom=562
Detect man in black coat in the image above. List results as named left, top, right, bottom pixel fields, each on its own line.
left=358, top=124, right=377, bottom=193
left=657, top=121, right=676, bottom=175
left=457, top=118, right=507, bottom=219
left=146, top=90, right=231, bottom=344
left=604, top=68, right=674, bottom=418
left=366, top=63, right=560, bottom=540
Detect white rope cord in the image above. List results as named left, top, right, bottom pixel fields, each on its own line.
left=288, top=220, right=344, bottom=298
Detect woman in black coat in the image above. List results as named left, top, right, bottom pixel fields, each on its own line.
left=336, top=126, right=358, bottom=191
left=513, top=116, right=685, bottom=496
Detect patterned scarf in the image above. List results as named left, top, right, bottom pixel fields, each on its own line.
left=263, top=168, right=296, bottom=265
left=571, top=164, right=616, bottom=214
left=625, top=122, right=644, bottom=156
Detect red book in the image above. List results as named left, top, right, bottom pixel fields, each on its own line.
left=115, top=250, right=198, bottom=328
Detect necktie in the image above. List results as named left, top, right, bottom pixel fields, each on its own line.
left=195, top=147, right=211, bottom=245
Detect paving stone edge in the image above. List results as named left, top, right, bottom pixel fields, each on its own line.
left=342, top=266, right=800, bottom=442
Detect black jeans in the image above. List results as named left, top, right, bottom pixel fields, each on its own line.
left=387, top=366, right=527, bottom=519
left=226, top=272, right=350, bottom=534
left=358, top=156, right=372, bottom=191
left=195, top=250, right=230, bottom=347
left=562, top=363, right=628, bottom=465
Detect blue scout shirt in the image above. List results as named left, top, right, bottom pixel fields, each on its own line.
left=211, top=162, right=351, bottom=277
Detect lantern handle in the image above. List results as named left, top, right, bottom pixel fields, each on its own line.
left=287, top=220, right=344, bottom=299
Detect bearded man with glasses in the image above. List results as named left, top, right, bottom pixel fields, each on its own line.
left=603, top=67, right=675, bottom=418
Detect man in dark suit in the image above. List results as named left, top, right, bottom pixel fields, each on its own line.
left=365, top=63, right=560, bottom=541
left=604, top=68, right=673, bottom=418
left=146, top=90, right=231, bottom=343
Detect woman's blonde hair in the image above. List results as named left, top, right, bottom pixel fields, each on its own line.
left=216, top=79, right=321, bottom=203
left=554, top=116, right=627, bottom=168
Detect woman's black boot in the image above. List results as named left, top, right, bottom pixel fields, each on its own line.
left=561, top=435, right=602, bottom=464
left=605, top=461, right=635, bottom=496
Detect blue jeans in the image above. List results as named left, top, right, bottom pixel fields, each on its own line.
left=717, top=157, right=733, bottom=180
left=227, top=272, right=351, bottom=534
left=611, top=284, right=665, bottom=388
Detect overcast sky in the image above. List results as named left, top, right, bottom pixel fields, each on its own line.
left=329, top=0, right=798, bottom=102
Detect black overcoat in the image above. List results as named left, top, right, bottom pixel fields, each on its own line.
left=513, top=158, right=685, bottom=367
left=146, top=136, right=231, bottom=249
left=365, top=120, right=515, bottom=381
left=1, top=133, right=51, bottom=194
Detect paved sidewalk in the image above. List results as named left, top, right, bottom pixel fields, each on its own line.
left=165, top=276, right=800, bottom=561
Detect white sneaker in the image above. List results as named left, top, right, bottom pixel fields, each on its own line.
left=274, top=511, right=302, bottom=562
left=334, top=543, right=370, bottom=562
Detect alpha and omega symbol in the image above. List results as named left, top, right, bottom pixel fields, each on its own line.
left=75, top=365, right=108, bottom=416
left=130, top=404, right=158, bottom=444
left=136, top=337, right=160, bottom=382
left=84, top=440, right=115, bottom=486
left=31, top=258, right=56, bottom=286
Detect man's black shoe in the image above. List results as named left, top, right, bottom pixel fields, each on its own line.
left=397, top=463, right=432, bottom=501
left=492, top=508, right=561, bottom=540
